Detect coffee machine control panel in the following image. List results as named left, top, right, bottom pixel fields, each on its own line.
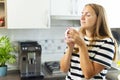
left=21, top=46, right=41, bottom=51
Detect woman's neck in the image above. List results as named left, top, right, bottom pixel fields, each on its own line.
left=85, top=29, right=93, bottom=38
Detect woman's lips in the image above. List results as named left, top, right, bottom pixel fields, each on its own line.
left=81, top=20, right=86, bottom=23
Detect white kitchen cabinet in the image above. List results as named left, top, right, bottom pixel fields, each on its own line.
left=6, top=0, right=50, bottom=29
left=51, top=0, right=83, bottom=16
left=50, top=0, right=81, bottom=27
left=51, top=0, right=81, bottom=18
left=51, top=0, right=71, bottom=15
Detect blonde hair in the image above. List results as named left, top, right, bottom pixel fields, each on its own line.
left=80, top=3, right=117, bottom=60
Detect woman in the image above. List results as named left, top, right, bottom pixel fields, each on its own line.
left=60, top=3, right=117, bottom=80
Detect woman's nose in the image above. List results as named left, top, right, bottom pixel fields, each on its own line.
left=80, top=15, right=85, bottom=20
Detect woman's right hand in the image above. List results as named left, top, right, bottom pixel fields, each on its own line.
left=65, top=27, right=75, bottom=48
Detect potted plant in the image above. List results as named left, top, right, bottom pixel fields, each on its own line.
left=0, top=36, right=16, bottom=76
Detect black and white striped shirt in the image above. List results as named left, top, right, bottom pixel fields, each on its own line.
left=65, top=37, right=115, bottom=80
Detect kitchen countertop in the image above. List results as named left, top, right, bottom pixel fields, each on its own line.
left=0, top=70, right=20, bottom=80
left=0, top=67, right=119, bottom=80
left=3, top=62, right=119, bottom=80
left=0, top=67, right=66, bottom=80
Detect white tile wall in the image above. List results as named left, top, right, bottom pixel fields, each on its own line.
left=39, top=39, right=66, bottom=54
left=0, top=27, right=68, bottom=70
left=0, top=27, right=120, bottom=70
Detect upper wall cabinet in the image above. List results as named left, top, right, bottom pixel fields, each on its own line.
left=6, top=0, right=50, bottom=29
left=51, top=0, right=72, bottom=15
left=0, top=0, right=6, bottom=28
left=50, top=0, right=81, bottom=27
left=51, top=0, right=81, bottom=19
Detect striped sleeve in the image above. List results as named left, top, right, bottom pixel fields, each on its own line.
left=92, top=38, right=115, bottom=68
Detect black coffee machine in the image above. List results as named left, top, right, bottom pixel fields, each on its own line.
left=18, top=41, right=44, bottom=80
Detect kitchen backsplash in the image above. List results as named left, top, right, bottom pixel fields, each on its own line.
left=0, top=27, right=68, bottom=70
left=0, top=27, right=120, bottom=70
left=39, top=39, right=66, bottom=54
left=6, top=38, right=67, bottom=70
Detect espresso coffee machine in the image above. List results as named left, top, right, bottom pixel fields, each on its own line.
left=19, top=41, right=44, bottom=80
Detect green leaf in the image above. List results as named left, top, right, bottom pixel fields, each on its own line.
left=0, top=36, right=16, bottom=66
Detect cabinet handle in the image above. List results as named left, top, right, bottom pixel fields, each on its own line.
left=46, top=10, right=50, bottom=28
left=47, top=13, right=50, bottom=28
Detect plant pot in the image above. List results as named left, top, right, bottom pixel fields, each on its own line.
left=0, top=65, right=7, bottom=76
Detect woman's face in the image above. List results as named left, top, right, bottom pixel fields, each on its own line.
left=80, top=5, right=97, bottom=30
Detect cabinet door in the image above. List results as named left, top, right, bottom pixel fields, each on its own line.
left=7, top=0, right=50, bottom=29
left=50, top=0, right=80, bottom=27
left=51, top=0, right=71, bottom=15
